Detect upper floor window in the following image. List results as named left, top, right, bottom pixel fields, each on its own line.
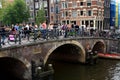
left=35, top=2, right=39, bottom=9
left=87, top=0, right=91, bottom=6
left=56, top=6, right=59, bottom=14
left=80, top=2, right=83, bottom=6
left=72, top=10, right=77, bottom=17
left=88, top=10, right=92, bottom=16
left=62, top=11, right=65, bottom=17
left=65, top=11, right=68, bottom=17
left=80, top=11, right=83, bottom=16
left=51, top=7, right=54, bottom=12
left=62, top=2, right=68, bottom=8
left=55, top=0, right=60, bottom=4
left=72, top=1, right=77, bottom=7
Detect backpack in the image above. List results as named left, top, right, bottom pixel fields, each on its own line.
left=62, top=25, right=66, bottom=30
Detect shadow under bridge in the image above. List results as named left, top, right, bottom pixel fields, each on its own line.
left=0, top=57, right=29, bottom=80
left=48, top=43, right=86, bottom=63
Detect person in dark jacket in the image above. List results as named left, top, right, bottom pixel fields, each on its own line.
left=0, top=26, right=6, bottom=45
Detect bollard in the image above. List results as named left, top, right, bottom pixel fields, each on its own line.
left=36, top=66, right=42, bottom=76
left=36, top=66, right=43, bottom=80
left=48, top=64, right=54, bottom=80
left=48, top=64, right=53, bottom=70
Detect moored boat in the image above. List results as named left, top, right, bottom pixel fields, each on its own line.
left=98, top=53, right=120, bottom=60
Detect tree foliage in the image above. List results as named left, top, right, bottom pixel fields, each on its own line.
left=35, top=6, right=46, bottom=25
left=2, top=0, right=30, bottom=25
left=0, top=0, right=6, bottom=21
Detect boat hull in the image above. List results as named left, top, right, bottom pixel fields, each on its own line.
left=98, top=53, right=120, bottom=60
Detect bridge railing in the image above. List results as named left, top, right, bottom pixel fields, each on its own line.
left=0, top=29, right=118, bottom=48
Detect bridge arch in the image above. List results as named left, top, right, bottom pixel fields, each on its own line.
left=0, top=57, right=28, bottom=80
left=44, top=41, right=86, bottom=64
left=92, top=40, right=106, bottom=53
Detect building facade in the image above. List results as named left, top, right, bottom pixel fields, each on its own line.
left=49, top=0, right=104, bottom=30
left=26, top=0, right=49, bottom=24
left=49, top=0, right=61, bottom=24
left=110, top=0, right=120, bottom=29
left=104, top=0, right=110, bottom=30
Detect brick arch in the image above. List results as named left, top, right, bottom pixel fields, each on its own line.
left=0, top=57, right=28, bottom=80
left=92, top=40, right=106, bottom=53
left=44, top=40, right=86, bottom=64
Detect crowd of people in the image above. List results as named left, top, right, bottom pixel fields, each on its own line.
left=0, top=22, right=119, bottom=46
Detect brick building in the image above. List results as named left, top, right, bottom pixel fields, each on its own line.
left=104, top=0, right=110, bottom=30
left=49, top=0, right=104, bottom=30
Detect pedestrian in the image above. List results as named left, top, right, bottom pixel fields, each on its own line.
left=0, top=26, right=6, bottom=45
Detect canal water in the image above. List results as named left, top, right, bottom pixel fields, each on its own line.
left=49, top=59, right=120, bottom=80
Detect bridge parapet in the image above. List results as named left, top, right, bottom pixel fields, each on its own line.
left=0, top=37, right=119, bottom=80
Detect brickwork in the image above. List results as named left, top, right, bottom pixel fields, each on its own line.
left=49, top=0, right=104, bottom=30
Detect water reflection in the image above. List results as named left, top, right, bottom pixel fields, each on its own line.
left=48, top=59, right=120, bottom=80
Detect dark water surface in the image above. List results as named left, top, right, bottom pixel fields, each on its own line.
left=50, top=59, right=120, bottom=80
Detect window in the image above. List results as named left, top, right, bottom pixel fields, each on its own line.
left=65, top=11, right=68, bottom=17
left=87, top=0, right=91, bottom=6
left=62, top=2, right=68, bottom=8
left=35, top=2, right=39, bottom=9
left=30, top=13, right=34, bottom=18
left=72, top=1, right=77, bottom=7
left=72, top=10, right=77, bottom=17
left=56, top=6, right=59, bottom=14
left=82, top=21, right=84, bottom=25
left=62, top=12, right=65, bottom=17
left=80, top=2, right=83, bottom=6
left=88, top=10, right=92, bottom=16
left=62, top=2, right=64, bottom=8
left=51, top=7, right=54, bottom=12
left=67, top=20, right=69, bottom=24
left=80, top=11, right=83, bottom=16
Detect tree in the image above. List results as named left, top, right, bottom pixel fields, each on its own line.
left=35, top=6, right=46, bottom=26
left=0, top=0, right=6, bottom=22
left=2, top=0, right=30, bottom=25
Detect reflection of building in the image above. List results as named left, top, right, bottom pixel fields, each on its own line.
left=49, top=0, right=104, bottom=30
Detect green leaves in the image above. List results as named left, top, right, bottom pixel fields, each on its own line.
left=35, top=6, right=46, bottom=25
left=1, top=0, right=30, bottom=25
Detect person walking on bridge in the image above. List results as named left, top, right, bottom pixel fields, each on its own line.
left=0, top=26, right=6, bottom=45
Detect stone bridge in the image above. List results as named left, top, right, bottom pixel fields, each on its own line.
left=0, top=37, right=119, bottom=80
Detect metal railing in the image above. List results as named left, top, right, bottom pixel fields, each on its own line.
left=0, top=28, right=119, bottom=48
